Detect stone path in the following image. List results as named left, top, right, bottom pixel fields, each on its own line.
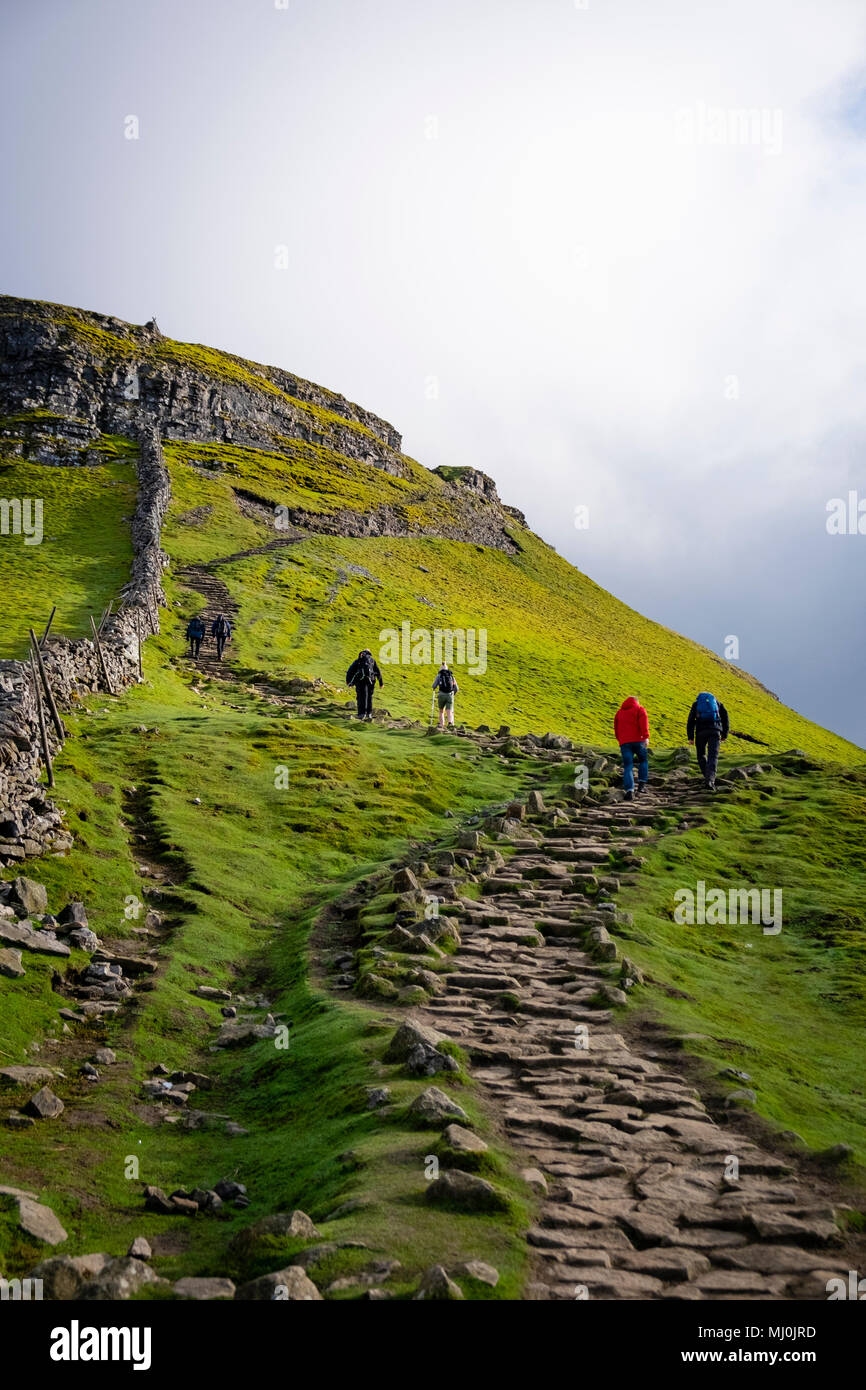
left=176, top=564, right=239, bottom=679
left=414, top=785, right=851, bottom=1300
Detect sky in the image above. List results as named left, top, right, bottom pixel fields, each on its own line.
left=2, top=0, right=865, bottom=745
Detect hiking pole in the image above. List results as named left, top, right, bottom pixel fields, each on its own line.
left=429, top=691, right=436, bottom=728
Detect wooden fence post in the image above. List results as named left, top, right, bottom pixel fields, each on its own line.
left=29, top=650, right=54, bottom=788
left=38, top=606, right=57, bottom=648
left=28, top=627, right=65, bottom=745
left=89, top=614, right=116, bottom=696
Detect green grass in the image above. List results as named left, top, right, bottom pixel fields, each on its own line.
left=0, top=640, right=530, bottom=1293
left=0, top=455, right=136, bottom=658
left=166, top=505, right=860, bottom=760
left=2, top=293, right=865, bottom=1295
left=610, top=759, right=866, bottom=1171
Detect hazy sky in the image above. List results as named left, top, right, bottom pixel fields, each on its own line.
left=2, top=0, right=865, bottom=745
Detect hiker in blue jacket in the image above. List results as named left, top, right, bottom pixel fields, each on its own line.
left=186, top=616, right=206, bottom=658
left=211, top=613, right=232, bottom=660
left=687, top=692, right=729, bottom=790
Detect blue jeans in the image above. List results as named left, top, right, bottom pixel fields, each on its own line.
left=620, top=741, right=648, bottom=792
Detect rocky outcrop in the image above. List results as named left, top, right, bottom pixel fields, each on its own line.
left=0, top=296, right=528, bottom=554
left=0, top=425, right=169, bottom=864
left=0, top=295, right=404, bottom=474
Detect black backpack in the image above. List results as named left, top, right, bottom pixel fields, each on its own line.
left=439, top=669, right=455, bottom=693
left=358, top=652, right=376, bottom=682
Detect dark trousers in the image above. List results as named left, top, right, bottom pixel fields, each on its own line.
left=696, top=730, right=721, bottom=781
left=190, top=638, right=202, bottom=657
left=355, top=681, right=374, bottom=717
left=216, top=635, right=227, bottom=658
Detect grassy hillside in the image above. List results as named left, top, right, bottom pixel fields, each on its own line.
left=160, top=441, right=859, bottom=760
left=1, top=306, right=864, bottom=1299
left=533, top=750, right=866, bottom=1170
left=0, top=454, right=136, bottom=659
left=0, top=649, right=532, bottom=1293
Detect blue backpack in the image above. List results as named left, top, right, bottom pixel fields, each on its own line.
left=695, top=692, right=719, bottom=722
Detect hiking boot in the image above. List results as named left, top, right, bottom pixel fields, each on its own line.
left=707, top=777, right=716, bottom=791
left=623, top=789, right=634, bottom=801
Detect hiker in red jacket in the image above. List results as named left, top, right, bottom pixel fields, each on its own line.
left=614, top=696, right=650, bottom=801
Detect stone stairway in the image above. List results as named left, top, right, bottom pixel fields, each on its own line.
left=176, top=565, right=239, bottom=678
left=415, top=786, right=850, bottom=1300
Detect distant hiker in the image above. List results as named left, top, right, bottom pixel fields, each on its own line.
left=346, top=648, right=383, bottom=721
left=211, top=613, right=232, bottom=660
left=186, top=616, right=206, bottom=658
left=687, top=691, right=729, bottom=790
left=614, top=696, right=650, bottom=801
left=432, top=663, right=459, bottom=729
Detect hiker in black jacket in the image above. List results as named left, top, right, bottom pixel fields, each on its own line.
left=186, top=616, right=206, bottom=658
left=211, top=613, right=232, bottom=659
left=432, top=663, right=459, bottom=729
left=346, top=648, right=383, bottom=721
left=687, top=692, right=729, bottom=790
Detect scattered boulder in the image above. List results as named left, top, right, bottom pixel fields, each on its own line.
left=358, top=973, right=399, bottom=1000
left=28, top=1252, right=110, bottom=1299
left=24, top=1086, right=64, bottom=1119
left=413, top=1264, right=464, bottom=1300
left=521, top=1167, right=549, bottom=1195
left=816, top=1144, right=854, bottom=1165
left=724, top=1088, right=758, bottom=1108
left=94, top=1048, right=116, bottom=1065
left=245, top=1209, right=319, bottom=1240
left=234, top=1265, right=323, bottom=1300
left=437, top=1124, right=489, bottom=1168
left=0, top=1065, right=59, bottom=1088
left=0, top=921, right=70, bottom=957
left=142, top=1185, right=180, bottom=1215
left=214, top=1021, right=274, bottom=1047
left=425, top=1168, right=509, bottom=1213
left=453, top=1259, right=499, bottom=1287
left=0, top=947, right=25, bottom=978
left=0, top=1184, right=68, bottom=1245
left=405, top=1042, right=458, bottom=1077
left=213, top=1178, right=247, bottom=1202
left=57, top=902, right=88, bottom=930
left=408, top=1087, right=469, bottom=1128
left=392, top=867, right=420, bottom=894
left=10, top=877, right=48, bottom=916
left=69, top=927, right=99, bottom=952
left=127, top=1236, right=152, bottom=1260
left=174, top=1276, right=236, bottom=1300
left=78, top=1256, right=166, bottom=1300
left=383, top=1017, right=448, bottom=1063
left=365, top=1086, right=391, bottom=1110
